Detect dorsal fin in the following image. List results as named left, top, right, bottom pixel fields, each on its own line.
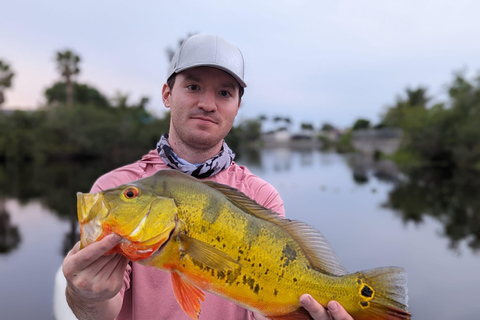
left=202, top=180, right=348, bottom=276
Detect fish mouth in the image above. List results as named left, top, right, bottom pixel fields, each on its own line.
left=116, top=221, right=177, bottom=261
left=108, top=201, right=178, bottom=261
left=77, top=191, right=178, bottom=261
left=77, top=192, right=109, bottom=249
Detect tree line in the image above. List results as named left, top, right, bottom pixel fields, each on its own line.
left=2, top=49, right=480, bottom=169
left=378, top=73, right=480, bottom=170
left=0, top=48, right=260, bottom=162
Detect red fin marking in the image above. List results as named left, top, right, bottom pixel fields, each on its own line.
left=171, top=272, right=205, bottom=320
left=354, top=303, right=411, bottom=320
left=268, top=307, right=313, bottom=320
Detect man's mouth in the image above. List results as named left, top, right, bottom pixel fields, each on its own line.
left=191, top=116, right=217, bottom=124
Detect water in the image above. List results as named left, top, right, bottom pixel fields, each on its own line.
left=1, top=148, right=479, bottom=320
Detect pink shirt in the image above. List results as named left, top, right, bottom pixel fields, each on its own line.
left=91, top=150, right=285, bottom=320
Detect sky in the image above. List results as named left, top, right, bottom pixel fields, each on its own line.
left=1, top=0, right=480, bottom=129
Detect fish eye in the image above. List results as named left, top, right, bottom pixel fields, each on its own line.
left=123, top=187, right=138, bottom=199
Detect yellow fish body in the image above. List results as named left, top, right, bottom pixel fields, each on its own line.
left=77, top=170, right=411, bottom=320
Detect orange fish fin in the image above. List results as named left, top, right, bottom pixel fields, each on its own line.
left=179, top=233, right=242, bottom=271
left=354, top=302, right=411, bottom=320
left=171, top=272, right=205, bottom=320
left=267, top=307, right=313, bottom=320
left=202, top=180, right=348, bottom=276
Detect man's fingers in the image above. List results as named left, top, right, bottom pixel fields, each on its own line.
left=326, top=301, right=354, bottom=320
left=69, top=234, right=122, bottom=270
left=108, top=256, right=129, bottom=282
left=67, top=241, right=81, bottom=256
left=93, top=254, right=127, bottom=282
left=300, top=294, right=331, bottom=320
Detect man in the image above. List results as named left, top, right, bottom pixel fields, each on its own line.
left=63, top=34, right=354, bottom=320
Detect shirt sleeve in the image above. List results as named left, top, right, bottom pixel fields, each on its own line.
left=254, top=183, right=285, bottom=217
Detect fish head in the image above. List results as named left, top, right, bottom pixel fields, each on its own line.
left=77, top=183, right=178, bottom=261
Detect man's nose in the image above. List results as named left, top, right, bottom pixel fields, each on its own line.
left=197, top=90, right=217, bottom=112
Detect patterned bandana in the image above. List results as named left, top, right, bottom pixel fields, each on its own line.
left=156, top=134, right=235, bottom=178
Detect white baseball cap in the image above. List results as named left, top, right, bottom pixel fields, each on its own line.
left=167, top=34, right=246, bottom=88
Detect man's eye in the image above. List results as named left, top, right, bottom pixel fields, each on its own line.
left=187, top=85, right=198, bottom=91
left=220, top=90, right=230, bottom=97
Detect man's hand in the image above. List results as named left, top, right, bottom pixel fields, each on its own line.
left=254, top=295, right=355, bottom=320
left=300, top=294, right=354, bottom=320
left=62, top=233, right=129, bottom=319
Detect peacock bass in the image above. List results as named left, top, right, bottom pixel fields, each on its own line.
left=77, top=169, right=411, bottom=320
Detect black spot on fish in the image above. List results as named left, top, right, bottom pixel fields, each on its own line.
left=281, top=244, right=297, bottom=267
left=242, top=276, right=255, bottom=290
left=254, top=284, right=260, bottom=294
left=217, top=271, right=226, bottom=280
left=251, top=263, right=255, bottom=267
left=222, top=243, right=226, bottom=248
left=225, top=269, right=241, bottom=285
left=201, top=196, right=222, bottom=224
left=192, top=260, right=204, bottom=269
left=238, top=249, right=244, bottom=254
left=357, top=279, right=361, bottom=285
left=247, top=277, right=255, bottom=290
left=264, top=268, right=269, bottom=275
left=259, top=263, right=262, bottom=267
left=360, top=301, right=369, bottom=308
left=361, top=285, right=374, bottom=298
left=293, top=278, right=297, bottom=282
left=216, top=236, right=221, bottom=242
left=274, top=289, right=278, bottom=296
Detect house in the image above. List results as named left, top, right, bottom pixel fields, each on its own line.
left=352, top=128, right=403, bottom=155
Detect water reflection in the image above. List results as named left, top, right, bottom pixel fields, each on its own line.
left=348, top=154, right=401, bottom=185
left=0, top=198, right=21, bottom=253
left=0, top=149, right=479, bottom=256
left=383, top=166, right=480, bottom=252
left=0, top=156, right=140, bottom=256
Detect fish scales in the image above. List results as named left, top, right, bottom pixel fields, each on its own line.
left=77, top=170, right=411, bottom=320
left=162, top=177, right=315, bottom=313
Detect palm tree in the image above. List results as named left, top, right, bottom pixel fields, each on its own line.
left=55, top=50, right=81, bottom=108
left=0, top=59, right=15, bottom=107
left=165, top=33, right=196, bottom=62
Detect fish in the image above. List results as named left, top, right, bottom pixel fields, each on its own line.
left=77, top=169, right=411, bottom=320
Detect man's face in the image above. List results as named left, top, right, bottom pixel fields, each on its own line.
left=163, top=67, right=241, bottom=151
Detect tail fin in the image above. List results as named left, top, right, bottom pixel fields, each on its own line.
left=353, top=267, right=411, bottom=320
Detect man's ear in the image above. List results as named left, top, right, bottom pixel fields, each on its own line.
left=162, top=83, right=171, bottom=109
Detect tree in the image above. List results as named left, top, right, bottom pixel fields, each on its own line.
left=55, top=49, right=81, bottom=108
left=301, top=123, right=314, bottom=131
left=352, top=118, right=371, bottom=131
left=45, top=82, right=110, bottom=107
left=166, top=33, right=197, bottom=62
left=112, top=90, right=129, bottom=109
left=0, top=59, right=15, bottom=107
left=381, top=86, right=430, bottom=128
left=321, top=123, right=335, bottom=132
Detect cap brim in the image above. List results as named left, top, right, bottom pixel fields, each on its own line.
left=174, top=63, right=247, bottom=88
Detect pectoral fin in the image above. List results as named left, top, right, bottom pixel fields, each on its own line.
left=171, top=272, right=205, bottom=320
left=179, top=233, right=242, bottom=271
